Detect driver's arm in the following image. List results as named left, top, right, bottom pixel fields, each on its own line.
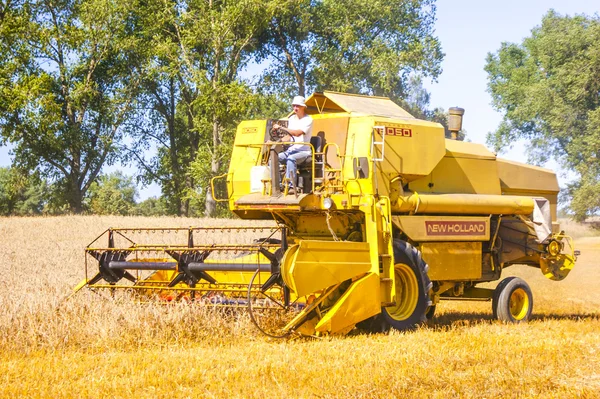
left=273, top=123, right=304, bottom=137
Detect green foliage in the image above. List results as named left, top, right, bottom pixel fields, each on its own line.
left=125, top=0, right=274, bottom=217
left=400, top=74, right=465, bottom=140
left=566, top=180, right=600, bottom=222
left=133, top=196, right=169, bottom=217
left=86, top=171, right=137, bottom=215
left=259, top=0, right=443, bottom=100
left=486, top=10, right=600, bottom=220
left=0, top=0, right=141, bottom=213
left=1, top=0, right=446, bottom=217
left=0, top=166, right=49, bottom=215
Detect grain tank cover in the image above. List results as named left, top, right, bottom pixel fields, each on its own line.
left=294, top=92, right=446, bottom=183
left=374, top=117, right=447, bottom=182
left=302, top=91, right=416, bottom=119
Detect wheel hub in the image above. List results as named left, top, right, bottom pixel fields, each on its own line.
left=509, top=288, right=530, bottom=320
left=385, top=263, right=419, bottom=321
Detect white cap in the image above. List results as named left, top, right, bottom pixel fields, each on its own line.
left=292, top=96, right=306, bottom=107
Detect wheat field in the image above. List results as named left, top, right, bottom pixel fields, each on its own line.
left=0, top=216, right=599, bottom=398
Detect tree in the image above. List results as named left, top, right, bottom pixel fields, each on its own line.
left=259, top=0, right=443, bottom=101
left=86, top=171, right=137, bottom=215
left=401, top=74, right=464, bottom=140
left=257, top=0, right=313, bottom=98
left=0, top=0, right=140, bottom=213
left=126, top=0, right=273, bottom=217
left=134, top=196, right=168, bottom=216
left=0, top=166, right=49, bottom=215
left=485, top=10, right=600, bottom=221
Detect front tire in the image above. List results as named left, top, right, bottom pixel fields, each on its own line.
left=492, top=277, right=533, bottom=323
left=425, top=304, right=436, bottom=321
left=381, top=240, right=432, bottom=331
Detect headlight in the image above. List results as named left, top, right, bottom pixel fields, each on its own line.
left=323, top=197, right=333, bottom=210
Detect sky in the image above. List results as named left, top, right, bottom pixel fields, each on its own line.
left=422, top=1, right=598, bottom=177
left=0, top=1, right=597, bottom=199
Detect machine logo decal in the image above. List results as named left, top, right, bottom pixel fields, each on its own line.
left=425, top=221, right=486, bottom=236
left=242, top=127, right=258, bottom=134
left=385, top=127, right=412, bottom=137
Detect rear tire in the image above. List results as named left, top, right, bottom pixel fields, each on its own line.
left=492, top=277, right=533, bottom=323
left=381, top=240, right=432, bottom=331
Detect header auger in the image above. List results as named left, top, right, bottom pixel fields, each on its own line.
left=75, top=91, right=578, bottom=337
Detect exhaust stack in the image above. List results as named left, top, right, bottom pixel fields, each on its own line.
left=448, top=107, right=465, bottom=140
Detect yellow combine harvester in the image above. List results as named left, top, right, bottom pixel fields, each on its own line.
left=77, top=92, right=577, bottom=337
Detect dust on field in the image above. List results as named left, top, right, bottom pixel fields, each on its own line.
left=0, top=216, right=599, bottom=398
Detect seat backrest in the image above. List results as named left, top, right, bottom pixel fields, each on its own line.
left=310, top=135, right=322, bottom=153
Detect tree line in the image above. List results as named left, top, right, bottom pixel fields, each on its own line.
left=0, top=167, right=167, bottom=215
left=0, top=0, right=445, bottom=217
left=3, top=2, right=598, bottom=220
left=486, top=10, right=600, bottom=221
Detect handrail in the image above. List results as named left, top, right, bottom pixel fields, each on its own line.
left=231, top=140, right=346, bottom=195
left=247, top=141, right=318, bottom=195
left=210, top=173, right=232, bottom=202
left=321, top=142, right=343, bottom=192
left=377, top=195, right=393, bottom=237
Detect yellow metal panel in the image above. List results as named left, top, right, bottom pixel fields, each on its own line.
left=310, top=115, right=349, bottom=171
left=315, top=273, right=381, bottom=334
left=344, top=117, right=376, bottom=195
left=444, top=139, right=497, bottom=160
left=302, top=91, right=415, bottom=119
left=294, top=213, right=351, bottom=238
left=393, top=216, right=490, bottom=242
left=497, top=158, right=559, bottom=220
left=497, top=158, right=559, bottom=194
left=373, top=118, right=446, bottom=183
left=420, top=242, right=482, bottom=281
left=320, top=91, right=415, bottom=119
left=409, top=157, right=501, bottom=195
left=228, top=120, right=267, bottom=204
left=281, top=240, right=372, bottom=298
left=232, top=120, right=267, bottom=146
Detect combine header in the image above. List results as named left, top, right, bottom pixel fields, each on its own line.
left=75, top=92, right=578, bottom=337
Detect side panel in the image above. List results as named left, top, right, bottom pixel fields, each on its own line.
left=228, top=120, right=268, bottom=203
left=408, top=139, right=502, bottom=195
left=344, top=117, right=376, bottom=196
left=420, top=242, right=483, bottom=281
left=281, top=240, right=372, bottom=298
left=393, top=216, right=490, bottom=242
left=409, top=157, right=501, bottom=194
left=496, top=158, right=560, bottom=221
left=314, top=273, right=381, bottom=334
left=374, top=119, right=446, bottom=182
left=311, top=115, right=349, bottom=171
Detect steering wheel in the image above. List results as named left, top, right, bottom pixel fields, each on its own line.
left=269, top=126, right=288, bottom=141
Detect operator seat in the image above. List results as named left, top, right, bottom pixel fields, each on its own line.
left=297, top=134, right=324, bottom=193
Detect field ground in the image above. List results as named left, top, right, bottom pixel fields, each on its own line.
left=0, top=216, right=599, bottom=398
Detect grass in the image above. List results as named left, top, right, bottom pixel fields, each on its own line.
left=557, top=217, right=600, bottom=239
left=1, top=215, right=599, bottom=398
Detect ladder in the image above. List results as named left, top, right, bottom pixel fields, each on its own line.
left=371, top=126, right=386, bottom=162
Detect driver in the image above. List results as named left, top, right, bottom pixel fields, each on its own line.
left=273, top=96, right=313, bottom=193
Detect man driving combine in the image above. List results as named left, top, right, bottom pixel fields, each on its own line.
left=274, top=96, right=313, bottom=193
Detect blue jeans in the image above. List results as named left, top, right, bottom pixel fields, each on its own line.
left=278, top=148, right=311, bottom=186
